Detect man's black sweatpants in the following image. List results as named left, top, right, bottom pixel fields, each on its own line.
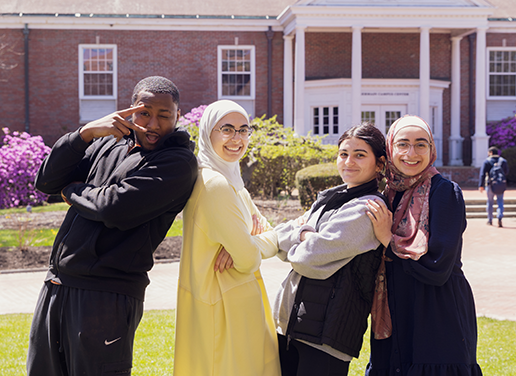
left=27, top=281, right=143, bottom=376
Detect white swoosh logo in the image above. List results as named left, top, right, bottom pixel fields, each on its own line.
left=104, top=337, right=122, bottom=346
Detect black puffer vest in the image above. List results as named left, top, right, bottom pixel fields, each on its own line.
left=285, top=179, right=386, bottom=358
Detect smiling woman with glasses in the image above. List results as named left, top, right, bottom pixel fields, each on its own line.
left=365, top=115, right=482, bottom=376
left=174, top=100, right=281, bottom=376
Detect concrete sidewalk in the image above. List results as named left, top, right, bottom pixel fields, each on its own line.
left=1, top=189, right=516, bottom=321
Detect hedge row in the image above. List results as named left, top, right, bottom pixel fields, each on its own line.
left=295, top=163, right=341, bottom=209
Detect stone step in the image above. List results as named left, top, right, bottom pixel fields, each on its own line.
left=464, top=198, right=516, bottom=218
left=464, top=198, right=516, bottom=206
left=465, top=204, right=516, bottom=213
left=467, top=212, right=516, bottom=219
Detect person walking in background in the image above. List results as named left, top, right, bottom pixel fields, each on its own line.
left=273, top=124, right=387, bottom=376
left=173, top=100, right=281, bottom=376
left=365, top=115, right=482, bottom=376
left=28, top=76, right=198, bottom=376
left=479, top=146, right=509, bottom=227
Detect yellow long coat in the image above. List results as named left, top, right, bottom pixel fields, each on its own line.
left=173, top=168, right=281, bottom=376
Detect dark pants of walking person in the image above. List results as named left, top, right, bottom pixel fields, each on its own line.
left=278, top=334, right=350, bottom=376
left=486, top=186, right=505, bottom=225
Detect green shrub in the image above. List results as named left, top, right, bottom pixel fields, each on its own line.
left=182, top=112, right=338, bottom=198
left=241, top=115, right=338, bottom=197
left=501, top=146, right=516, bottom=183
left=182, top=121, right=199, bottom=155
left=296, top=162, right=342, bottom=209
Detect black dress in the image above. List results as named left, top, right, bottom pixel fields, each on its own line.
left=366, top=174, right=483, bottom=376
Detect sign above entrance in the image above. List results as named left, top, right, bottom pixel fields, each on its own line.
left=362, top=92, right=410, bottom=96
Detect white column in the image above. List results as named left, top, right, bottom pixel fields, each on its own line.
left=294, top=25, right=306, bottom=135
left=472, top=27, right=489, bottom=167
left=419, top=27, right=430, bottom=122
left=283, top=35, right=294, bottom=129
left=449, top=36, right=464, bottom=166
left=351, top=26, right=363, bottom=126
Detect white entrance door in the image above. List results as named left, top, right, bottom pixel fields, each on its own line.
left=361, top=105, right=407, bottom=135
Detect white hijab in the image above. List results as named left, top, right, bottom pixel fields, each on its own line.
left=198, top=100, right=249, bottom=191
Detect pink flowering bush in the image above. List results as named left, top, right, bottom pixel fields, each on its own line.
left=178, top=105, right=206, bottom=155
left=0, top=128, right=51, bottom=209
left=178, top=104, right=207, bottom=128
left=487, top=116, right=516, bottom=150
left=488, top=116, right=516, bottom=182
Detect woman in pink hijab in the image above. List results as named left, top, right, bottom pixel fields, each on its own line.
left=365, top=115, right=482, bottom=376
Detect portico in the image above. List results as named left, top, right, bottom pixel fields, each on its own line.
left=279, top=0, right=494, bottom=167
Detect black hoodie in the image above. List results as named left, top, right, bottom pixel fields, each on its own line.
left=35, top=127, right=198, bottom=300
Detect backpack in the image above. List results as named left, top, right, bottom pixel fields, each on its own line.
left=488, top=157, right=507, bottom=194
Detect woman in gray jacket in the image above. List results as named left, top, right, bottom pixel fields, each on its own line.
left=273, top=124, right=387, bottom=376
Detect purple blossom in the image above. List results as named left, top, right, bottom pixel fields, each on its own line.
left=178, top=105, right=208, bottom=128
left=0, top=128, right=51, bottom=209
left=486, top=116, right=516, bottom=151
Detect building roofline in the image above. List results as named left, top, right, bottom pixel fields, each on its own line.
left=0, top=12, right=275, bottom=20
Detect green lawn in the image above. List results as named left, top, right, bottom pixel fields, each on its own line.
left=0, top=203, right=183, bottom=248
left=1, top=313, right=514, bottom=375
left=0, top=228, right=58, bottom=248
left=0, top=203, right=69, bottom=215
left=0, top=221, right=183, bottom=248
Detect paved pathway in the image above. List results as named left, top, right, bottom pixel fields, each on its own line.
left=1, top=188, right=515, bottom=321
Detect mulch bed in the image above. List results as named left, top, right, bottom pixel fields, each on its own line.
left=0, top=198, right=303, bottom=271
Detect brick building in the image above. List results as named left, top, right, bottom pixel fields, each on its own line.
left=1, top=0, right=516, bottom=178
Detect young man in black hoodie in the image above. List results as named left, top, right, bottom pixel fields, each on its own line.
left=27, top=76, right=198, bottom=376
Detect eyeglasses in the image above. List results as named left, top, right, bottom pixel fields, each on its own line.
left=214, top=125, right=253, bottom=139
left=393, top=141, right=431, bottom=155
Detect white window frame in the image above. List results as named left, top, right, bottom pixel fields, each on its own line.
left=217, top=45, right=255, bottom=100
left=79, top=44, right=117, bottom=100
left=312, top=106, right=339, bottom=136
left=487, top=47, right=516, bottom=100
left=361, top=105, right=406, bottom=135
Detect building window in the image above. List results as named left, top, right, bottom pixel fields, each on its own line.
left=488, top=49, right=516, bottom=98
left=218, top=46, right=255, bottom=99
left=385, top=111, right=401, bottom=135
left=313, top=106, right=339, bottom=135
left=361, top=111, right=376, bottom=124
left=79, top=45, right=117, bottom=98
left=78, top=45, right=117, bottom=123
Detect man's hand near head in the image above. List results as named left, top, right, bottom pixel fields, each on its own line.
left=79, top=105, right=147, bottom=143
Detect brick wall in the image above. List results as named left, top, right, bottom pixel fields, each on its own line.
left=438, top=166, right=480, bottom=187
left=0, top=28, right=283, bottom=145
left=363, top=33, right=419, bottom=78
left=305, top=32, right=449, bottom=80
left=460, top=36, right=473, bottom=166
left=430, top=33, right=452, bottom=164
left=305, top=32, right=351, bottom=79
left=305, top=31, right=452, bottom=80
left=1, top=29, right=26, bottom=135
left=487, top=33, right=516, bottom=47
left=430, top=33, right=451, bottom=80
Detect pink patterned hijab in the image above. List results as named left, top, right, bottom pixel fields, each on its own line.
left=371, top=115, right=439, bottom=340
left=384, top=115, right=439, bottom=260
